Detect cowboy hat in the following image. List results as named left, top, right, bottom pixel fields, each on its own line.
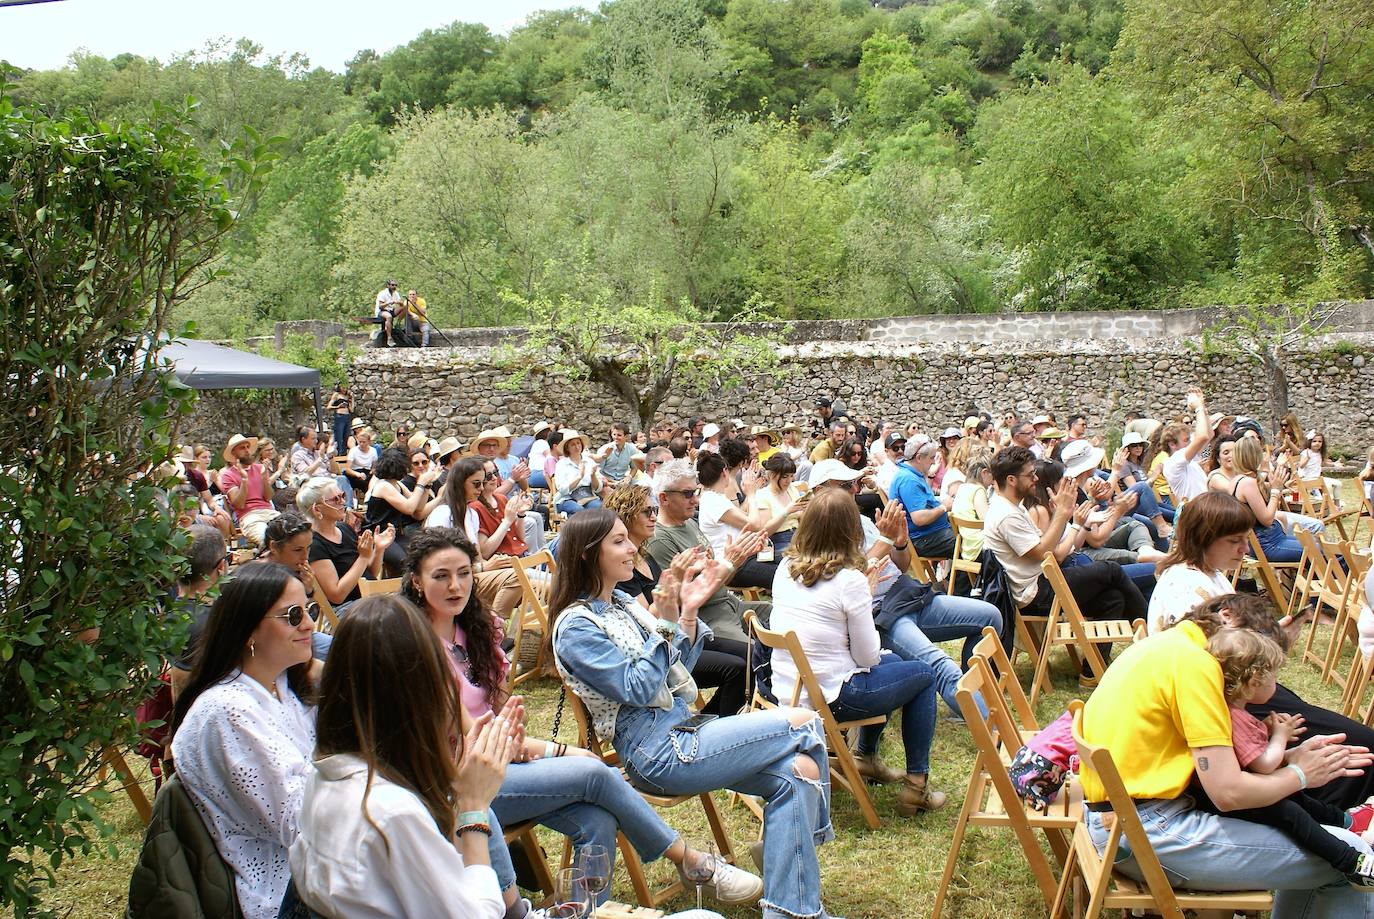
left=749, top=425, right=780, bottom=445
left=406, top=431, right=429, bottom=453
left=473, top=427, right=511, bottom=452
left=1038, top=427, right=1067, bottom=441
left=1060, top=439, right=1105, bottom=478
left=436, top=436, right=465, bottom=461
left=559, top=429, right=590, bottom=453
left=1209, top=412, right=1236, bottom=429
left=350, top=417, right=366, bottom=430
left=531, top=420, right=553, bottom=437
left=222, top=434, right=258, bottom=464
left=175, top=445, right=197, bottom=465
left=781, top=422, right=803, bottom=434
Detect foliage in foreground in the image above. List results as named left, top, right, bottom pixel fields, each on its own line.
left=0, top=91, right=262, bottom=915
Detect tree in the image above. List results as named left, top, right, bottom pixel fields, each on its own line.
left=497, top=261, right=779, bottom=430
left=0, top=89, right=265, bottom=916
left=1117, top=0, right=1374, bottom=293
left=1201, top=300, right=1347, bottom=430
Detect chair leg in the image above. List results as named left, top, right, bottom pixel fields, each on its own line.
left=514, top=826, right=556, bottom=907
left=101, top=746, right=151, bottom=825
left=827, top=725, right=883, bottom=830
left=699, top=792, right=737, bottom=864
left=617, top=832, right=657, bottom=907
left=931, top=767, right=983, bottom=919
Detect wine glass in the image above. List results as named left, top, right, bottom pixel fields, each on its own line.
left=681, top=842, right=717, bottom=910
left=555, top=866, right=591, bottom=919
left=578, top=845, right=611, bottom=917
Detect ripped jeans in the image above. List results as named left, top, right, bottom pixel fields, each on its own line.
left=618, top=703, right=833, bottom=919
left=1086, top=795, right=1374, bottom=919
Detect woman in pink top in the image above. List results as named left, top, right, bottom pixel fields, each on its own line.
left=400, top=528, right=763, bottom=909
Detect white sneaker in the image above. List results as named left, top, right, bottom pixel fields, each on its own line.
left=691, top=853, right=763, bottom=904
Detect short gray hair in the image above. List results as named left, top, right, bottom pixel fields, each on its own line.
left=296, top=476, right=339, bottom=518
left=645, top=446, right=672, bottom=466
left=653, top=458, right=697, bottom=493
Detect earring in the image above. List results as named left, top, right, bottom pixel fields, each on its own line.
left=250, top=640, right=256, bottom=658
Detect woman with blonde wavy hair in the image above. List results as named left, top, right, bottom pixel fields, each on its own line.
left=770, top=487, right=947, bottom=816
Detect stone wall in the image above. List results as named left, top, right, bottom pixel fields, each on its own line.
left=344, top=334, right=1374, bottom=454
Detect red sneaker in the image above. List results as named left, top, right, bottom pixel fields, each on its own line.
left=1348, top=801, right=1374, bottom=836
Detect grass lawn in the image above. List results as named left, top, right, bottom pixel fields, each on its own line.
left=18, top=487, right=1373, bottom=919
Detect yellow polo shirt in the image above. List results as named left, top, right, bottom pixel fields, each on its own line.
left=810, top=439, right=836, bottom=463
left=1080, top=620, right=1231, bottom=803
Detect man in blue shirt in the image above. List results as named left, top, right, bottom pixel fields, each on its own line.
left=890, top=440, right=956, bottom=559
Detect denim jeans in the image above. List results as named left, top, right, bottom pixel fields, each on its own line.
left=491, top=756, right=680, bottom=904
left=1286, top=511, right=1326, bottom=535
left=331, top=414, right=350, bottom=457
left=1256, top=522, right=1304, bottom=562
left=1125, top=481, right=1172, bottom=523
left=1086, top=795, right=1374, bottom=918
left=618, top=705, right=833, bottom=919
left=528, top=470, right=548, bottom=490
left=877, top=598, right=986, bottom=719
left=908, top=592, right=1002, bottom=668
left=828, top=653, right=938, bottom=775
left=558, top=497, right=603, bottom=516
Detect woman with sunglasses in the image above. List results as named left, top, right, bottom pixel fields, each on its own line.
left=170, top=562, right=319, bottom=919
left=605, top=483, right=749, bottom=717
left=402, top=528, right=761, bottom=910
left=299, top=476, right=393, bottom=612
left=839, top=436, right=883, bottom=521
left=261, top=512, right=333, bottom=660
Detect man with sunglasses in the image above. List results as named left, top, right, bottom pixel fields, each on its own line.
left=644, top=459, right=768, bottom=643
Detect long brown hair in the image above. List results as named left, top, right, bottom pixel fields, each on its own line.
left=1155, top=492, right=1254, bottom=575
left=784, top=487, right=867, bottom=588
left=401, top=527, right=506, bottom=709
left=314, top=594, right=463, bottom=844
left=549, top=509, right=621, bottom=631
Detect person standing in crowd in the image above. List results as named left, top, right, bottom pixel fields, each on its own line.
left=325, top=384, right=353, bottom=457
left=219, top=434, right=281, bottom=546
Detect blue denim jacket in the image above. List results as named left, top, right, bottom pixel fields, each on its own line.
left=554, top=592, right=712, bottom=753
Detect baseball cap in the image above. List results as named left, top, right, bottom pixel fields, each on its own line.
left=814, top=397, right=832, bottom=408
left=883, top=432, right=907, bottom=450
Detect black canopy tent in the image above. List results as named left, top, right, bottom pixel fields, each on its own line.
left=159, top=338, right=324, bottom=430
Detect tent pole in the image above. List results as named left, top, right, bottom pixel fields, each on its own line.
left=313, top=386, right=324, bottom=432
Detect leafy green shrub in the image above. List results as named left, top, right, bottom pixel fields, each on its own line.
left=0, top=88, right=265, bottom=916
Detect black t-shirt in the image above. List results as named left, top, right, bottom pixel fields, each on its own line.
left=310, top=524, right=363, bottom=604
left=617, top=555, right=663, bottom=605
left=363, top=490, right=413, bottom=536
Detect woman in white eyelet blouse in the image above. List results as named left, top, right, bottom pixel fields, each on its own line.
left=170, top=562, right=319, bottom=919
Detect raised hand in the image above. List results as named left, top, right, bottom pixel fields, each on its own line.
left=1051, top=478, right=1077, bottom=517
left=374, top=523, right=396, bottom=552
left=876, top=498, right=906, bottom=542
left=1073, top=500, right=1094, bottom=527
left=1110, top=490, right=1138, bottom=515
left=511, top=459, right=530, bottom=483
left=724, top=529, right=766, bottom=568
left=356, top=528, right=378, bottom=564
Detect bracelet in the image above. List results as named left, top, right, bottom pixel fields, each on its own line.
left=1068, top=523, right=1082, bottom=533
left=557, top=742, right=567, bottom=757
left=720, top=559, right=736, bottom=574
left=543, top=740, right=557, bottom=760
left=457, top=822, right=493, bottom=837
left=874, top=534, right=894, bottom=547
left=457, top=810, right=489, bottom=827
left=893, top=541, right=908, bottom=550
left=1284, top=763, right=1308, bottom=789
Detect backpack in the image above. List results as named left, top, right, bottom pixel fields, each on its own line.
left=1008, top=709, right=1079, bottom=812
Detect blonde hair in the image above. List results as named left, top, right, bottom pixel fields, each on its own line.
left=784, top=487, right=867, bottom=588
left=1231, top=436, right=1268, bottom=483
left=1207, top=628, right=1284, bottom=703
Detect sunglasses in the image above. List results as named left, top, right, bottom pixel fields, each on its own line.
left=641, top=506, right=659, bottom=518
left=664, top=487, right=701, bottom=498
left=414, top=459, right=431, bottom=468
left=268, top=602, right=319, bottom=627
left=323, top=493, right=347, bottom=506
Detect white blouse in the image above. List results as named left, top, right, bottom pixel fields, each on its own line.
left=347, top=445, right=376, bottom=471
left=769, top=562, right=880, bottom=704
left=289, top=754, right=504, bottom=919
left=1146, top=564, right=1234, bottom=634
left=170, top=671, right=316, bottom=919
left=698, top=489, right=741, bottom=553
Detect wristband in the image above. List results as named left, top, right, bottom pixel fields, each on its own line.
left=1068, top=523, right=1082, bottom=533
left=893, top=541, right=908, bottom=551
left=457, top=810, right=489, bottom=827
left=874, top=534, right=895, bottom=547
left=543, top=741, right=557, bottom=760
left=720, top=559, right=736, bottom=574
left=457, top=822, right=492, bottom=837
left=1284, top=763, right=1308, bottom=789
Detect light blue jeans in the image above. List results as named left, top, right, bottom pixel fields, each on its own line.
left=618, top=704, right=832, bottom=919
left=490, top=756, right=680, bottom=904
left=1086, top=795, right=1374, bottom=918
left=879, top=594, right=994, bottom=718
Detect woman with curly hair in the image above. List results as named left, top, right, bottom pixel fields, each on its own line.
left=401, top=528, right=761, bottom=910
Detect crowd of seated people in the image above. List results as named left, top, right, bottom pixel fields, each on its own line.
left=139, top=389, right=1374, bottom=918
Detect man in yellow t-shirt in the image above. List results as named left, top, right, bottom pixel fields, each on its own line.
left=406, top=289, right=431, bottom=347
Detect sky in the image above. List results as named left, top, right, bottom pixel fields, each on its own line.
left=0, top=0, right=585, bottom=72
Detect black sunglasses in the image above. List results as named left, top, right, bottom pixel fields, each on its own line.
left=268, top=602, right=319, bottom=627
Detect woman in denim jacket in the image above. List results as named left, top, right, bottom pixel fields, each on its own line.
left=551, top=510, right=841, bottom=919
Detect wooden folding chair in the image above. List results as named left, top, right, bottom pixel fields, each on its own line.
left=101, top=744, right=152, bottom=825
left=1244, top=530, right=1299, bottom=615
left=1295, top=528, right=1343, bottom=670
left=947, top=515, right=983, bottom=595
left=1321, top=547, right=1371, bottom=688
left=509, top=550, right=556, bottom=687
left=562, top=691, right=738, bottom=908
left=747, top=614, right=886, bottom=829
left=932, top=628, right=1080, bottom=919
left=357, top=576, right=402, bottom=597
left=504, top=818, right=557, bottom=907
left=907, top=550, right=936, bottom=584
left=314, top=592, right=340, bottom=635
left=1027, top=556, right=1137, bottom=707
left=1050, top=702, right=1272, bottom=919
left=1298, top=477, right=1363, bottom=542
left=330, top=456, right=347, bottom=475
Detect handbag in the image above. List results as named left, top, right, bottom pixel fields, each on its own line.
left=569, top=484, right=598, bottom=506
